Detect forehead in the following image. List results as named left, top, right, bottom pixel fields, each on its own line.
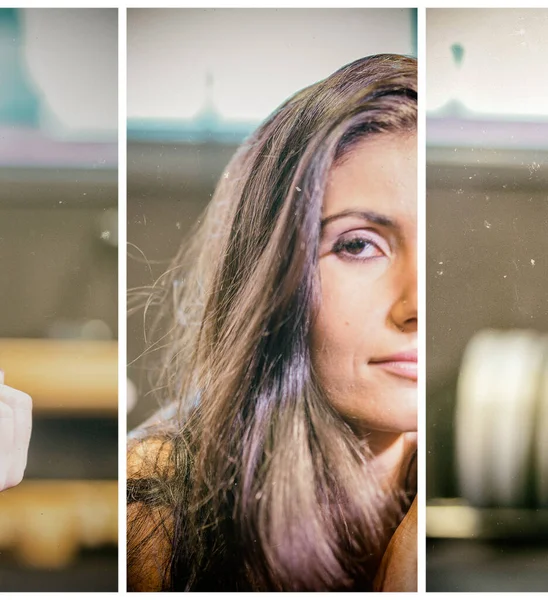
left=322, top=133, right=417, bottom=221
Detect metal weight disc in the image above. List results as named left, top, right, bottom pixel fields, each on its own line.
left=535, top=342, right=548, bottom=507
left=488, top=331, right=544, bottom=507
left=456, top=330, right=544, bottom=508
left=456, top=330, right=501, bottom=506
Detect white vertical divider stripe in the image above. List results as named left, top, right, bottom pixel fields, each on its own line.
left=417, top=5, right=427, bottom=595
left=118, top=6, right=128, bottom=594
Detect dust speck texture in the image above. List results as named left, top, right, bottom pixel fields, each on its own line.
left=427, top=7, right=548, bottom=593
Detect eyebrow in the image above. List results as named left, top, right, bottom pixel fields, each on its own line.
left=320, top=210, right=397, bottom=230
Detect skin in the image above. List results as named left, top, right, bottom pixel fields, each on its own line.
left=311, top=133, right=417, bottom=590
left=374, top=496, right=417, bottom=591
left=312, top=133, right=417, bottom=463
left=0, top=371, right=32, bottom=491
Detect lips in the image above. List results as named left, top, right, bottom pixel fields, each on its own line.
left=369, top=349, right=417, bottom=381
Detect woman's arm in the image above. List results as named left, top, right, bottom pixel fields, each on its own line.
left=373, top=496, right=417, bottom=592
left=0, top=372, right=32, bottom=491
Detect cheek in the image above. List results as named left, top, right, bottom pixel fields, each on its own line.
left=312, top=260, right=384, bottom=344
left=310, top=261, right=382, bottom=386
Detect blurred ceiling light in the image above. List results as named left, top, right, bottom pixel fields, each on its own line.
left=0, top=9, right=40, bottom=128
left=128, top=8, right=414, bottom=123
left=427, top=9, right=548, bottom=119
left=22, top=8, right=117, bottom=140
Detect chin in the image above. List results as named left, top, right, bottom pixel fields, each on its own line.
left=323, top=379, right=417, bottom=435
left=376, top=385, right=417, bottom=432
left=386, top=416, right=417, bottom=433
left=366, top=414, right=417, bottom=434
left=341, top=407, right=417, bottom=437
left=384, top=401, right=417, bottom=433
left=354, top=396, right=417, bottom=435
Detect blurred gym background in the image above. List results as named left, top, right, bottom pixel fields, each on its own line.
left=127, top=7, right=417, bottom=430
left=0, top=9, right=117, bottom=592
left=427, top=8, right=548, bottom=591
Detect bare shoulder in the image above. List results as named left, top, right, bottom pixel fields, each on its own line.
left=127, top=438, right=175, bottom=592
left=128, top=437, right=174, bottom=479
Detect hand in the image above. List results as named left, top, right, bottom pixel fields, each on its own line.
left=0, top=371, right=32, bottom=491
left=374, top=496, right=417, bottom=592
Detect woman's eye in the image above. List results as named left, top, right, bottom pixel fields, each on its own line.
left=332, top=234, right=386, bottom=260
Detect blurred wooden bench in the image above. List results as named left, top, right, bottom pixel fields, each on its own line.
left=0, top=338, right=118, bottom=569
left=0, top=338, right=117, bottom=415
left=0, top=480, right=117, bottom=569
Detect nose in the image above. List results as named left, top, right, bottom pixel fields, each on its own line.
left=389, top=252, right=417, bottom=334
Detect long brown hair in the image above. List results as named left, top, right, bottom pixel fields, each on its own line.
left=128, top=54, right=417, bottom=591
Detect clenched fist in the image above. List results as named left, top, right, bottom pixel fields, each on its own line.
left=0, top=371, right=32, bottom=491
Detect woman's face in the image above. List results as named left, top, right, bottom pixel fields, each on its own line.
left=310, top=133, right=417, bottom=435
